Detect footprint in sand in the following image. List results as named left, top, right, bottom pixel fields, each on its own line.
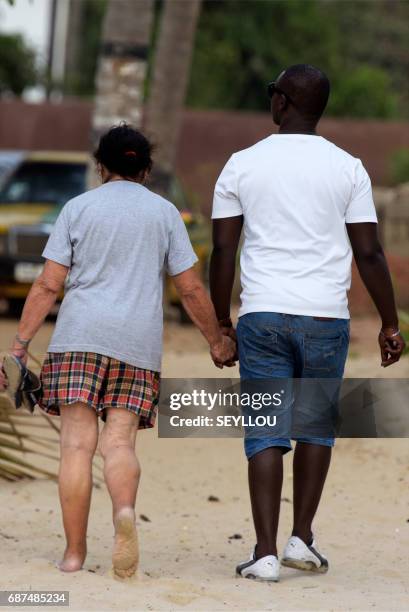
left=112, top=509, right=139, bottom=578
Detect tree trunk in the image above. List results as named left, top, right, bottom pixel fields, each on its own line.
left=145, top=0, right=202, bottom=196
left=64, top=0, right=84, bottom=94
left=92, top=0, right=154, bottom=143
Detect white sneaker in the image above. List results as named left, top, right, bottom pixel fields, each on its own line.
left=281, top=536, right=329, bottom=573
left=236, top=549, right=280, bottom=582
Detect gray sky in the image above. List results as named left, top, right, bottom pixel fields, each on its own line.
left=0, top=0, right=51, bottom=64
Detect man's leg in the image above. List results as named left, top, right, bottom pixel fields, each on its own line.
left=237, top=313, right=294, bottom=563
left=98, top=408, right=140, bottom=577
left=248, top=447, right=284, bottom=558
left=292, top=442, right=331, bottom=543
left=58, top=402, right=99, bottom=572
left=291, top=317, right=349, bottom=545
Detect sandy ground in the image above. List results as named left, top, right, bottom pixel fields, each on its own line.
left=0, top=315, right=408, bottom=612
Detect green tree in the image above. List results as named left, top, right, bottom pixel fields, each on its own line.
left=0, top=33, right=37, bottom=95
left=187, top=0, right=339, bottom=111
left=51, top=0, right=408, bottom=118
left=389, top=149, right=409, bottom=185
left=330, top=0, right=408, bottom=117
left=328, top=66, right=399, bottom=118
left=186, top=0, right=407, bottom=118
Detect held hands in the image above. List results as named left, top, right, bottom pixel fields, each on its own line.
left=210, top=317, right=238, bottom=368
left=210, top=335, right=237, bottom=369
left=378, top=327, right=406, bottom=367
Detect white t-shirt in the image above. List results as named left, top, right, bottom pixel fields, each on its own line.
left=212, top=134, right=377, bottom=319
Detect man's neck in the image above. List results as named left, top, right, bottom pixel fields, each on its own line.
left=278, top=118, right=318, bottom=135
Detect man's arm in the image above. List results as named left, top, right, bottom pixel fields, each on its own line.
left=209, top=216, right=243, bottom=324
left=347, top=222, right=405, bottom=366
left=171, top=267, right=236, bottom=367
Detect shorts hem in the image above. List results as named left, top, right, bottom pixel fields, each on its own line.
left=245, top=439, right=292, bottom=460
left=39, top=398, right=157, bottom=429
left=245, top=437, right=335, bottom=459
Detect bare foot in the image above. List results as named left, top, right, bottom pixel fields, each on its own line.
left=57, top=548, right=86, bottom=572
left=112, top=507, right=139, bottom=578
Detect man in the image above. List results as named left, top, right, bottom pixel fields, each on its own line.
left=209, top=64, right=405, bottom=582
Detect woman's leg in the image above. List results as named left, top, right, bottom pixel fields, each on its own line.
left=98, top=408, right=140, bottom=577
left=58, top=402, right=99, bottom=571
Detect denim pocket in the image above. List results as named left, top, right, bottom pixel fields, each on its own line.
left=304, top=334, right=342, bottom=372
left=239, top=328, right=278, bottom=369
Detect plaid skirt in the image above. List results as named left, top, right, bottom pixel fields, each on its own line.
left=39, top=352, right=160, bottom=428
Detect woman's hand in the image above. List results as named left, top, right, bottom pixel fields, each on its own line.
left=10, top=347, right=28, bottom=367
left=0, top=347, right=29, bottom=392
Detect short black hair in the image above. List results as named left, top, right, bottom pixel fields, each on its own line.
left=279, top=64, right=330, bottom=120
left=94, top=123, right=153, bottom=178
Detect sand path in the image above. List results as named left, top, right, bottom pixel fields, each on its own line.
left=0, top=316, right=408, bottom=611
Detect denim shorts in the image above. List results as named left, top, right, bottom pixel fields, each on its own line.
left=236, top=312, right=350, bottom=459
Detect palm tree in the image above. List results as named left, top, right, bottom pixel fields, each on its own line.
left=64, top=0, right=85, bottom=93
left=145, top=0, right=202, bottom=196
left=92, top=0, right=154, bottom=141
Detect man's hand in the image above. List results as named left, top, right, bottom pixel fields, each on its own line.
left=210, top=335, right=237, bottom=369
left=378, top=327, right=406, bottom=367
left=218, top=318, right=238, bottom=365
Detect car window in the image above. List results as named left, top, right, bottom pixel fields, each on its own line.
left=0, top=161, right=86, bottom=205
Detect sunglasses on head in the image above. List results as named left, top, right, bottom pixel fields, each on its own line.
left=267, top=81, right=296, bottom=106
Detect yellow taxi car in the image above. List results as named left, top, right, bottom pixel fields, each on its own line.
left=0, top=151, right=209, bottom=319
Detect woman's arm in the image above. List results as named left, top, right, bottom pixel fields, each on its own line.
left=10, top=260, right=69, bottom=362
left=171, top=267, right=236, bottom=367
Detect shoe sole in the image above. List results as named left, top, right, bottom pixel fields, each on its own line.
left=281, top=557, right=328, bottom=573
left=236, top=572, right=279, bottom=582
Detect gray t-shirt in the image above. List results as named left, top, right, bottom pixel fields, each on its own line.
left=42, top=180, right=198, bottom=371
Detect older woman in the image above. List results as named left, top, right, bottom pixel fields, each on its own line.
left=0, top=125, right=235, bottom=578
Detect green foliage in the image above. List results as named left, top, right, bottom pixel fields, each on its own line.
left=186, top=0, right=408, bottom=118
left=332, top=0, right=408, bottom=109
left=327, top=66, right=399, bottom=118
left=0, top=33, right=37, bottom=95
left=62, top=0, right=408, bottom=118
left=188, top=0, right=339, bottom=111
left=389, top=149, right=409, bottom=185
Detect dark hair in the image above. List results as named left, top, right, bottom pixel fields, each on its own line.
left=280, top=64, right=330, bottom=120
left=94, top=123, right=153, bottom=178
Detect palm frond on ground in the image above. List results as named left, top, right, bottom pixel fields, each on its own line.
left=0, top=393, right=60, bottom=480
left=0, top=394, right=103, bottom=483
